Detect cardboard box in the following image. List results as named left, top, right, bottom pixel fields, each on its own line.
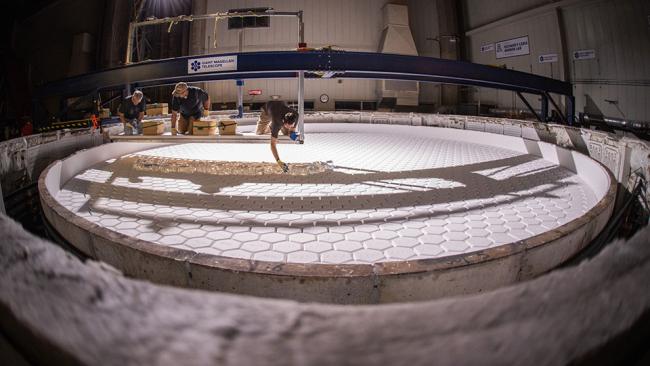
left=218, top=119, right=237, bottom=135
left=146, top=103, right=168, bottom=116
left=143, top=120, right=165, bottom=135
left=193, top=119, right=217, bottom=136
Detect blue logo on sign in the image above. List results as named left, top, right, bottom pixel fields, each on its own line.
left=191, top=60, right=201, bottom=72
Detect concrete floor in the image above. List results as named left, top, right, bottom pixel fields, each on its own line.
left=55, top=127, right=597, bottom=264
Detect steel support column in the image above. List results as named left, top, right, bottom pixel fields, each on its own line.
left=125, top=22, right=136, bottom=64
left=236, top=30, right=244, bottom=118
left=298, top=11, right=305, bottom=46
left=541, top=93, right=549, bottom=122
left=567, top=95, right=575, bottom=125
left=236, top=80, right=244, bottom=118
left=297, top=71, right=305, bottom=143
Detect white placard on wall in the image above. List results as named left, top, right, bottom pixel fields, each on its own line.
left=496, top=36, right=530, bottom=59
left=480, top=43, right=494, bottom=53
left=572, top=49, right=596, bottom=60
left=538, top=53, right=558, bottom=63
left=187, top=55, right=238, bottom=74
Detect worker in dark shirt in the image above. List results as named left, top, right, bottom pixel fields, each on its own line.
left=170, top=82, right=210, bottom=135
left=255, top=100, right=299, bottom=173
left=118, top=90, right=146, bottom=135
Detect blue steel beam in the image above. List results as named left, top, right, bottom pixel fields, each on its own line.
left=38, top=51, right=572, bottom=98
left=516, top=92, right=543, bottom=122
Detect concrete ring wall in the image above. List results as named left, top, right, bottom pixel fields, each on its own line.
left=2, top=215, right=649, bottom=366
left=39, top=119, right=616, bottom=303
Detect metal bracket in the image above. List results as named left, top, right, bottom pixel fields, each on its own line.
left=516, top=92, right=544, bottom=122
left=544, top=91, right=568, bottom=124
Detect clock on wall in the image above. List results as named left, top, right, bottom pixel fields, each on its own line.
left=319, top=94, right=329, bottom=103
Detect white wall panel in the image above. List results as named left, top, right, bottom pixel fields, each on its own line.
left=462, top=0, right=551, bottom=30
left=198, top=0, right=384, bottom=104
left=466, top=11, right=562, bottom=110
left=464, top=0, right=649, bottom=122
left=563, top=0, right=650, bottom=122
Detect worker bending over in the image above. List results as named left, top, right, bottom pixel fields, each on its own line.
left=118, top=90, right=145, bottom=135
left=170, top=82, right=210, bottom=135
left=255, top=100, right=299, bottom=173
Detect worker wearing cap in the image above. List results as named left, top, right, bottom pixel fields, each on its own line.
left=255, top=100, right=299, bottom=173
left=118, top=90, right=145, bottom=135
left=170, top=82, right=211, bottom=135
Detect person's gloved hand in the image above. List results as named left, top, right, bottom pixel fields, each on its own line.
left=289, top=131, right=298, bottom=141
left=202, top=109, right=210, bottom=117
left=277, top=160, right=289, bottom=173
left=125, top=122, right=133, bottom=130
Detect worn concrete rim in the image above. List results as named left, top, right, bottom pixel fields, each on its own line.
left=38, top=122, right=616, bottom=279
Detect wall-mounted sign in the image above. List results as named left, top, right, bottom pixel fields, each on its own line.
left=573, top=49, right=596, bottom=60
left=248, top=89, right=262, bottom=96
left=496, top=36, right=530, bottom=59
left=480, top=43, right=494, bottom=53
left=187, top=55, right=237, bottom=74
left=538, top=53, right=558, bottom=63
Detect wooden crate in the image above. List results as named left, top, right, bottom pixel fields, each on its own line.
left=193, top=119, right=217, bottom=136
left=218, top=119, right=237, bottom=135
left=146, top=103, right=168, bottom=116
left=142, top=120, right=165, bottom=135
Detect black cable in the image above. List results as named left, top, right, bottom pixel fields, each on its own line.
left=562, top=175, right=646, bottom=267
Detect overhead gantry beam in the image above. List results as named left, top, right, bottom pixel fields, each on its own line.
left=38, top=51, right=573, bottom=99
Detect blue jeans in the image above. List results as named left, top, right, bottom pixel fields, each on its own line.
left=124, top=119, right=142, bottom=135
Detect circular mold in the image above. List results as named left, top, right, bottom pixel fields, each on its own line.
left=40, top=121, right=615, bottom=303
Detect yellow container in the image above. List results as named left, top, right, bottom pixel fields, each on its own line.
left=142, top=120, right=165, bottom=135
left=218, top=119, right=237, bottom=135
left=193, top=119, right=217, bottom=136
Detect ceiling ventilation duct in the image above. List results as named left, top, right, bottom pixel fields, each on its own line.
left=377, top=3, right=419, bottom=109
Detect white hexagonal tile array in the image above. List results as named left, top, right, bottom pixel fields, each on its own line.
left=55, top=131, right=598, bottom=264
